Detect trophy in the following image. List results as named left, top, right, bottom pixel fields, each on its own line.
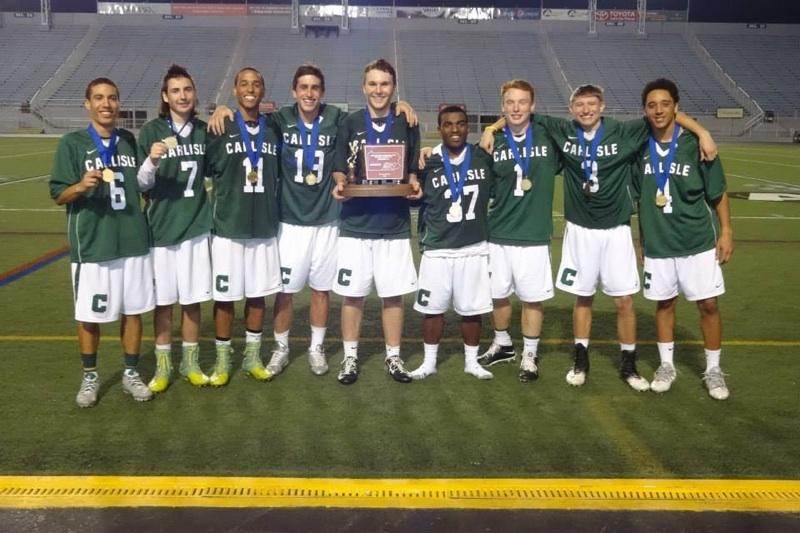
left=342, top=140, right=413, bottom=197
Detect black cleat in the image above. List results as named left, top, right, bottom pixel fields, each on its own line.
left=385, top=356, right=412, bottom=383
left=518, top=353, right=540, bottom=383
left=619, top=350, right=650, bottom=391
left=337, top=356, right=359, bottom=385
left=565, top=343, right=590, bottom=386
left=477, top=343, right=516, bottom=366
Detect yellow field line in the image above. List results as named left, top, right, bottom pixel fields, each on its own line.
left=1, top=336, right=798, bottom=347
left=0, top=476, right=798, bottom=512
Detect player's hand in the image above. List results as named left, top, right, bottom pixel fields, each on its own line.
left=79, top=170, right=102, bottom=192
left=480, top=129, right=495, bottom=153
left=716, top=229, right=734, bottom=265
left=209, top=105, right=234, bottom=136
left=407, top=176, right=423, bottom=200
left=698, top=131, right=718, bottom=162
left=331, top=177, right=349, bottom=202
left=396, top=100, right=418, bottom=127
left=149, top=142, right=168, bottom=165
left=418, top=146, right=432, bottom=170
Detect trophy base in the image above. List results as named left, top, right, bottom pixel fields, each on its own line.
left=342, top=183, right=414, bottom=198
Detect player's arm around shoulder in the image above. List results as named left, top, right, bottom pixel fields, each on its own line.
left=675, top=112, right=717, bottom=161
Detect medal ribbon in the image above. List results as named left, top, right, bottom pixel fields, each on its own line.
left=577, top=121, right=605, bottom=184
left=648, top=125, right=681, bottom=196
left=235, top=110, right=266, bottom=172
left=503, top=123, right=534, bottom=178
left=166, top=116, right=190, bottom=138
left=440, top=144, right=472, bottom=204
left=363, top=109, right=394, bottom=145
left=87, top=123, right=117, bottom=169
left=296, top=111, right=321, bottom=174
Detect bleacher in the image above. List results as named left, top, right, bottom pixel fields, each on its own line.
left=50, top=25, right=237, bottom=107
left=397, top=30, right=563, bottom=113
left=698, top=33, right=800, bottom=116
left=0, top=25, right=87, bottom=104
left=549, top=32, right=739, bottom=114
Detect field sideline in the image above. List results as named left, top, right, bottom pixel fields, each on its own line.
left=0, top=138, right=798, bottom=514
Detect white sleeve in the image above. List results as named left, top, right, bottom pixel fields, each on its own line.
left=136, top=157, right=159, bottom=191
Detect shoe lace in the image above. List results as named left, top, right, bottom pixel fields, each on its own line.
left=309, top=345, right=326, bottom=363
left=387, top=357, right=407, bottom=375
left=80, top=375, right=99, bottom=395
left=125, top=370, right=147, bottom=388
left=654, top=364, right=676, bottom=382
left=342, top=356, right=357, bottom=375
left=703, top=368, right=727, bottom=390
left=521, top=354, right=537, bottom=372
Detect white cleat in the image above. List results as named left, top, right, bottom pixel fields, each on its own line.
left=464, top=363, right=493, bottom=380
left=650, top=363, right=677, bottom=393
left=409, top=364, right=437, bottom=381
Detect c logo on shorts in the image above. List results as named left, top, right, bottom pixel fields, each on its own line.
left=337, top=268, right=352, bottom=287
left=560, top=268, right=577, bottom=286
left=643, top=271, right=652, bottom=290
left=416, top=289, right=431, bottom=307
left=281, top=267, right=291, bottom=285
left=215, top=275, right=229, bottom=293
left=91, top=294, right=108, bottom=313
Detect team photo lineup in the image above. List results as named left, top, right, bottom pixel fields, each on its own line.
left=51, top=57, right=734, bottom=409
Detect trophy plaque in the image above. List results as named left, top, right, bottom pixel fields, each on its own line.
left=343, top=143, right=413, bottom=197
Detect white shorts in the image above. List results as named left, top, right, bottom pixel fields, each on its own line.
left=489, top=243, right=555, bottom=302
left=71, top=254, right=155, bottom=323
left=278, top=221, right=339, bottom=293
left=211, top=236, right=283, bottom=301
left=333, top=237, right=417, bottom=298
left=152, top=233, right=212, bottom=306
left=643, top=248, right=725, bottom=302
left=556, top=221, right=640, bottom=297
left=414, top=250, right=493, bottom=316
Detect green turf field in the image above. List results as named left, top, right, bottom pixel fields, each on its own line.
left=0, top=137, right=798, bottom=479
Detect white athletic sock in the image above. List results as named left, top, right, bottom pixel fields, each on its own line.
left=215, top=338, right=232, bottom=348
left=464, top=344, right=493, bottom=379
left=422, top=343, right=439, bottom=367
left=273, top=330, right=289, bottom=348
left=182, top=341, right=198, bottom=349
left=385, top=344, right=400, bottom=360
left=705, top=348, right=721, bottom=372
left=494, top=329, right=512, bottom=346
left=343, top=340, right=358, bottom=359
left=309, top=325, right=326, bottom=349
left=574, top=337, right=589, bottom=348
left=410, top=343, right=439, bottom=380
left=657, top=342, right=675, bottom=366
left=245, top=330, right=262, bottom=344
left=522, top=336, right=540, bottom=356
left=620, top=343, right=636, bottom=352
left=155, top=343, right=171, bottom=352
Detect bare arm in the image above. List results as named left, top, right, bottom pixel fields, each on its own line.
left=676, top=112, right=717, bottom=161
left=395, top=100, right=418, bottom=127
left=209, top=105, right=234, bottom=136
left=331, top=171, right=349, bottom=201
left=713, top=192, right=733, bottom=264
left=55, top=170, right=102, bottom=205
left=479, top=116, right=507, bottom=153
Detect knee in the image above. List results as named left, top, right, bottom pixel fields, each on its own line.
left=697, top=298, right=719, bottom=316
left=614, top=295, right=634, bottom=312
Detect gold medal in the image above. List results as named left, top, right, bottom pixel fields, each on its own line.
left=305, top=172, right=317, bottom=186
left=448, top=203, right=463, bottom=219
left=521, top=178, right=533, bottom=192
left=656, top=193, right=668, bottom=207
left=102, top=168, right=114, bottom=183
left=247, top=170, right=259, bottom=185
left=163, top=136, right=178, bottom=150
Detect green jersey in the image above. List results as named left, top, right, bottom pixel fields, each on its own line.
left=49, top=128, right=149, bottom=263
left=333, top=107, right=421, bottom=239
left=487, top=119, right=561, bottom=245
left=634, top=130, right=726, bottom=258
left=419, top=144, right=494, bottom=251
left=205, top=116, right=280, bottom=240
left=274, top=104, right=345, bottom=226
left=137, top=117, right=211, bottom=247
left=535, top=115, right=649, bottom=229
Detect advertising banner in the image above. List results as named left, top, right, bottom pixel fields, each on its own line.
left=97, top=2, right=171, bottom=15
left=171, top=4, right=247, bottom=16
left=541, top=8, right=588, bottom=21
left=595, top=10, right=638, bottom=22
left=494, top=8, right=540, bottom=21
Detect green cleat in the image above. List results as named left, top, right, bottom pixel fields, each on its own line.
left=242, top=341, right=273, bottom=381
left=209, top=344, right=232, bottom=387
left=179, top=344, right=209, bottom=387
left=148, top=348, right=173, bottom=393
